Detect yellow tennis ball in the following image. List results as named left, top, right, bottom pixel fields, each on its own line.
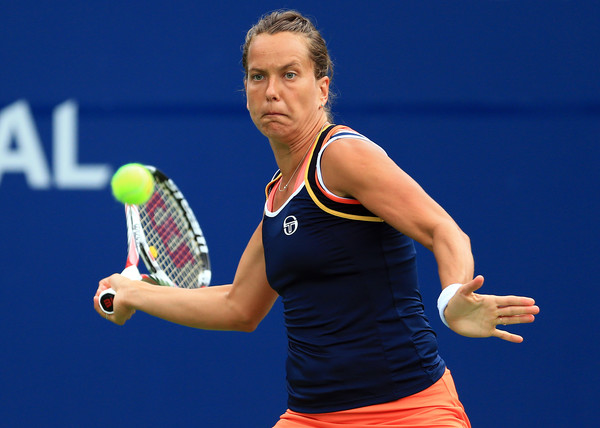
left=111, top=163, right=155, bottom=205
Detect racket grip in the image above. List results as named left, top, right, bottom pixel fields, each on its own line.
left=99, top=266, right=142, bottom=315
left=99, top=288, right=116, bottom=314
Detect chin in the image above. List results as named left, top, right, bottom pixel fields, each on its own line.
left=260, top=121, right=290, bottom=139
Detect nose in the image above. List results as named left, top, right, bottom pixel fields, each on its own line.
left=265, top=77, right=280, bottom=101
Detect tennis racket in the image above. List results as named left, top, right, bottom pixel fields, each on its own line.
left=99, top=165, right=211, bottom=314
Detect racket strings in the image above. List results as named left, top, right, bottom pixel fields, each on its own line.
left=140, top=184, right=204, bottom=288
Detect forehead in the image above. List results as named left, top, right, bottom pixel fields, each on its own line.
left=247, top=32, right=311, bottom=68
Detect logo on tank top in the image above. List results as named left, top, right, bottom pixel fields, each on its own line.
left=283, top=215, right=298, bottom=236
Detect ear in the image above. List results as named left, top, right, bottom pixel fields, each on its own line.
left=244, top=79, right=249, bottom=110
left=318, top=76, right=330, bottom=105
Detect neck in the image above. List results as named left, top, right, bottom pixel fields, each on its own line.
left=271, top=120, right=329, bottom=176
left=273, top=120, right=330, bottom=192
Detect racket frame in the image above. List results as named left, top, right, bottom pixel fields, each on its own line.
left=140, top=166, right=211, bottom=288
left=98, top=165, right=210, bottom=315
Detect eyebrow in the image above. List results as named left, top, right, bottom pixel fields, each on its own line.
left=248, top=61, right=303, bottom=74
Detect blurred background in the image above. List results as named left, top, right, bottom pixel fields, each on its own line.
left=1, top=1, right=598, bottom=426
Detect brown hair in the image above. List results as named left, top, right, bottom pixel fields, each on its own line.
left=242, top=10, right=335, bottom=117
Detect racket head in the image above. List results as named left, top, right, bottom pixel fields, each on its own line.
left=130, top=165, right=211, bottom=288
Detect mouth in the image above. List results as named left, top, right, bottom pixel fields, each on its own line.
left=262, top=111, right=286, bottom=118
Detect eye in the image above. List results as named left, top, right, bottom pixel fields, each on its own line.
left=284, top=72, right=297, bottom=79
left=250, top=73, right=264, bottom=82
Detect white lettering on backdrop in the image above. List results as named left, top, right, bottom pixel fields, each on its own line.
left=0, top=100, right=111, bottom=189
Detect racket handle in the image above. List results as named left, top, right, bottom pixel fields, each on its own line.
left=99, top=266, right=142, bottom=315
left=99, top=288, right=116, bottom=314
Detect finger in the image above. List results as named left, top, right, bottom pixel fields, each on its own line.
left=493, top=328, right=524, bottom=344
left=93, top=295, right=108, bottom=318
left=95, top=278, right=112, bottom=297
left=459, top=275, right=485, bottom=295
left=498, top=305, right=540, bottom=317
left=495, top=295, right=537, bottom=307
left=498, top=314, right=536, bottom=326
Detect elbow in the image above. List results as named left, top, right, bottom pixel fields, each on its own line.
left=450, top=225, right=472, bottom=253
left=222, top=287, right=274, bottom=333
left=227, top=305, right=262, bottom=333
left=430, top=221, right=471, bottom=250
left=204, top=314, right=258, bottom=333
left=238, top=322, right=259, bottom=333
left=462, top=229, right=472, bottom=254
left=460, top=229, right=471, bottom=248
left=233, top=316, right=261, bottom=333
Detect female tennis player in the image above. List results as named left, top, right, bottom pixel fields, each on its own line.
left=94, top=10, right=539, bottom=427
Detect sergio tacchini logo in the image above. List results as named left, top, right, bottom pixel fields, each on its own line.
left=283, top=215, right=298, bottom=236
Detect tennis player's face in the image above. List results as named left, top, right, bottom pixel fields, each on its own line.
left=245, top=32, right=329, bottom=142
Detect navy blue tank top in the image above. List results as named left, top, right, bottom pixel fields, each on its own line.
left=262, top=125, right=445, bottom=413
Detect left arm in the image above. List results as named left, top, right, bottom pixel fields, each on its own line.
left=320, top=138, right=538, bottom=342
left=321, top=138, right=472, bottom=287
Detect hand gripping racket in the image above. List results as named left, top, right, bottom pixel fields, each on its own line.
left=99, top=165, right=211, bottom=314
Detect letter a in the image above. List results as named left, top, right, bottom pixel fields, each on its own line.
left=0, top=101, right=51, bottom=188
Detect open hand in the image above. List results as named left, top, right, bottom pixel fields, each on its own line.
left=444, top=275, right=540, bottom=343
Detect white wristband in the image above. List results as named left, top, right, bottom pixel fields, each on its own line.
left=437, top=283, right=463, bottom=328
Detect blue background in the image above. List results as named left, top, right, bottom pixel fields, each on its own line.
left=1, top=1, right=598, bottom=427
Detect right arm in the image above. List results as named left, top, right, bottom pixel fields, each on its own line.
left=93, top=221, right=279, bottom=332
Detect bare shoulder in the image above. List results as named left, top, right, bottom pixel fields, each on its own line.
left=322, top=133, right=388, bottom=163
left=320, top=134, right=397, bottom=198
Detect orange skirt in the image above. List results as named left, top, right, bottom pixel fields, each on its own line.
left=273, top=369, right=471, bottom=428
